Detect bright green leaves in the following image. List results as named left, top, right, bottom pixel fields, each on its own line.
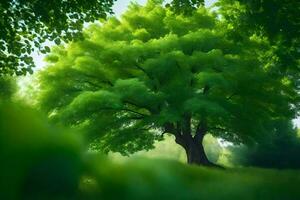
left=133, top=28, right=151, bottom=41
left=180, top=30, right=225, bottom=54
left=144, top=51, right=187, bottom=84
left=164, top=7, right=215, bottom=36
left=62, top=91, right=122, bottom=122
left=114, top=78, right=161, bottom=109
left=36, top=1, right=296, bottom=155
left=194, top=71, right=228, bottom=91
left=190, top=49, right=227, bottom=71
left=95, top=125, right=159, bottom=156
left=122, top=1, right=168, bottom=39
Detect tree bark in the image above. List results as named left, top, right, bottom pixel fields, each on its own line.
left=185, top=136, right=211, bottom=165
left=174, top=131, right=221, bottom=168
left=165, top=118, right=222, bottom=168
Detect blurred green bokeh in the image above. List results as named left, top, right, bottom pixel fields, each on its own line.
left=1, top=101, right=300, bottom=200
left=0, top=102, right=83, bottom=199
left=81, top=156, right=300, bottom=200
left=0, top=76, right=16, bottom=100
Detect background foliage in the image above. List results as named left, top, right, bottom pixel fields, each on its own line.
left=0, top=0, right=115, bottom=75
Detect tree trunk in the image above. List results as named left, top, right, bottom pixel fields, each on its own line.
left=185, top=136, right=211, bottom=165
left=165, top=117, right=222, bottom=168
left=175, top=133, right=221, bottom=168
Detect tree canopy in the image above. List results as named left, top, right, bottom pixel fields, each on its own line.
left=216, top=0, right=300, bottom=168
left=35, top=1, right=297, bottom=165
left=0, top=0, right=115, bottom=76
left=166, top=0, right=204, bottom=14
left=218, top=0, right=300, bottom=41
left=217, top=0, right=300, bottom=83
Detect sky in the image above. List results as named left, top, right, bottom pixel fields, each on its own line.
left=112, top=0, right=217, bottom=16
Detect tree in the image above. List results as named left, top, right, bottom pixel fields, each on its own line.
left=36, top=1, right=296, bottom=166
left=215, top=0, right=300, bottom=168
left=0, top=0, right=115, bottom=76
left=217, top=0, right=300, bottom=86
left=217, top=0, right=300, bottom=39
left=229, top=120, right=300, bottom=169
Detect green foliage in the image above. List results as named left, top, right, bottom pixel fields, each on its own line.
left=0, top=76, right=16, bottom=100
left=217, top=0, right=300, bottom=83
left=217, top=0, right=300, bottom=41
left=167, top=0, right=204, bottom=14
left=1, top=101, right=300, bottom=199
left=35, top=1, right=296, bottom=160
left=80, top=157, right=300, bottom=200
left=215, top=0, right=300, bottom=168
left=0, top=0, right=115, bottom=76
left=229, top=120, right=300, bottom=169
left=0, top=102, right=82, bottom=199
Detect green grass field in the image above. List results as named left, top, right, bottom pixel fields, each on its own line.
left=1, top=102, right=300, bottom=200
left=80, top=157, right=300, bottom=200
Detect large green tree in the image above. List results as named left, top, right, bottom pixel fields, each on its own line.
left=216, top=0, right=300, bottom=168
left=0, top=0, right=115, bottom=76
left=36, top=1, right=296, bottom=166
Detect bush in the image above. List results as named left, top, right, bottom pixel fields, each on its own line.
left=229, top=120, right=300, bottom=169
left=0, top=102, right=83, bottom=199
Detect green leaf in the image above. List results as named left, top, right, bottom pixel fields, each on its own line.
left=44, top=46, right=51, bottom=53
left=54, top=38, right=61, bottom=45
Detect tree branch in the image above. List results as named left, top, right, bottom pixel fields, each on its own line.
left=194, top=119, right=207, bottom=142
left=82, top=73, right=114, bottom=86
left=208, top=126, right=227, bottom=132
left=122, top=115, right=145, bottom=121
left=163, top=122, right=177, bottom=135
left=226, top=93, right=237, bottom=100
left=120, top=108, right=149, bottom=117
left=133, top=63, right=154, bottom=81
left=97, top=107, right=149, bottom=118
left=82, top=80, right=102, bottom=88
left=123, top=100, right=153, bottom=114
left=182, top=114, right=192, bottom=135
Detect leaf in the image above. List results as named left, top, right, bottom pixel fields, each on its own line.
left=54, top=38, right=61, bottom=45
left=44, top=46, right=51, bottom=53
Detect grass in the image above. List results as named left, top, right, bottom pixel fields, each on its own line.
left=1, top=102, right=300, bottom=200
left=80, top=156, right=300, bottom=200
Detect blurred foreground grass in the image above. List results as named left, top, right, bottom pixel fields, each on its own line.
left=1, top=101, right=300, bottom=200
left=82, top=156, right=300, bottom=200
